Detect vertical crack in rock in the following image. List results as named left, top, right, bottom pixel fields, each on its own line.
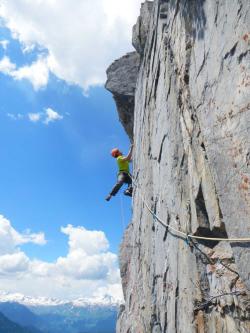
left=196, top=51, right=209, bottom=78
left=133, top=1, right=154, bottom=57
left=174, top=284, right=179, bottom=332
left=193, top=184, right=227, bottom=248
left=224, top=42, right=238, bottom=60
left=158, top=134, right=167, bottom=163
left=153, top=62, right=161, bottom=99
left=195, top=184, right=210, bottom=229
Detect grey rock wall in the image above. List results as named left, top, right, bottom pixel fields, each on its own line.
left=106, top=0, right=250, bottom=332
left=105, top=52, right=140, bottom=140
left=133, top=1, right=154, bottom=56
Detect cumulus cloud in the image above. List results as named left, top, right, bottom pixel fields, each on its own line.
left=0, top=56, right=16, bottom=74
left=28, top=113, right=41, bottom=122
left=0, top=216, right=46, bottom=277
left=17, top=229, right=47, bottom=246
left=0, top=55, right=49, bottom=90
left=0, top=252, right=29, bottom=275
left=0, top=215, right=46, bottom=255
left=28, top=108, right=63, bottom=124
left=0, top=39, right=9, bottom=50
left=61, top=224, right=109, bottom=255
left=0, top=0, right=142, bottom=91
left=13, top=108, right=63, bottom=124
left=13, top=57, right=49, bottom=90
left=48, top=224, right=117, bottom=281
left=0, top=216, right=122, bottom=301
left=44, top=108, right=63, bottom=124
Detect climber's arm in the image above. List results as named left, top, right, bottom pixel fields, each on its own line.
left=121, top=144, right=134, bottom=161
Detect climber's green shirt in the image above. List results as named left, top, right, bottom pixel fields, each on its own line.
left=117, top=155, right=130, bottom=173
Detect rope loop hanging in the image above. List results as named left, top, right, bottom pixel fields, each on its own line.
left=129, top=174, right=250, bottom=243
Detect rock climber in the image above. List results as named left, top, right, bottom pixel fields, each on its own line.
left=105, top=144, right=133, bottom=201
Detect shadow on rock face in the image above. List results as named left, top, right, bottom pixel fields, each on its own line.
left=163, top=0, right=206, bottom=40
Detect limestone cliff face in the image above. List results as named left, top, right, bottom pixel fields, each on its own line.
left=106, top=0, right=250, bottom=332
left=105, top=52, right=140, bottom=140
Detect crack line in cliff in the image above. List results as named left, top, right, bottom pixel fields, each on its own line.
left=196, top=50, right=209, bottom=78
left=129, top=175, right=250, bottom=243
left=146, top=34, right=165, bottom=106
left=194, top=291, right=246, bottom=312
left=171, top=0, right=180, bottom=32
left=223, top=42, right=238, bottom=60
left=189, top=238, right=241, bottom=287
left=158, top=134, right=168, bottom=163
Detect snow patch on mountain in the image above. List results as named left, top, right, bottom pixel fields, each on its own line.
left=0, top=291, right=122, bottom=307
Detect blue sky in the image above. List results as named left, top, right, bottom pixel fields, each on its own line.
left=0, top=0, right=141, bottom=301
left=0, top=76, right=131, bottom=260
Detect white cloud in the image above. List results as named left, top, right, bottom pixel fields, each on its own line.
left=0, top=252, right=29, bottom=275
left=0, top=215, right=46, bottom=255
left=0, top=216, right=46, bottom=276
left=0, top=55, right=49, bottom=90
left=17, top=229, right=47, bottom=246
left=7, top=113, right=24, bottom=120
left=44, top=107, right=63, bottom=124
left=61, top=224, right=109, bottom=255
left=51, top=224, right=117, bottom=281
left=28, top=113, right=41, bottom=122
left=0, top=56, right=16, bottom=74
left=10, top=108, right=63, bottom=124
left=0, top=0, right=142, bottom=91
left=0, top=216, right=123, bottom=301
left=93, top=283, right=123, bottom=300
left=29, top=260, right=53, bottom=278
left=0, top=39, right=9, bottom=50
left=13, top=57, right=49, bottom=90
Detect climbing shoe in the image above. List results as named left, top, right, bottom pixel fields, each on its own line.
left=124, top=189, right=132, bottom=197
left=105, top=194, right=112, bottom=201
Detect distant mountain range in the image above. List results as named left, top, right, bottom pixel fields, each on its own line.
left=0, top=302, right=42, bottom=330
left=0, top=292, right=121, bottom=333
left=0, top=311, right=38, bottom=333
left=0, top=291, right=122, bottom=307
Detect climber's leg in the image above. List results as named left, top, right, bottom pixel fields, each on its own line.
left=123, top=174, right=133, bottom=197
left=106, top=173, right=126, bottom=201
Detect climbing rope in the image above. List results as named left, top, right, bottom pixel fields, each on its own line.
left=120, top=193, right=126, bottom=231
left=194, top=291, right=246, bottom=311
left=129, top=175, right=250, bottom=243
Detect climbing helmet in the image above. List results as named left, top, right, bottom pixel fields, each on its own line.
left=111, top=148, right=120, bottom=158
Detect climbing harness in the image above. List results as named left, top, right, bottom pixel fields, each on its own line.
left=129, top=175, right=250, bottom=243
